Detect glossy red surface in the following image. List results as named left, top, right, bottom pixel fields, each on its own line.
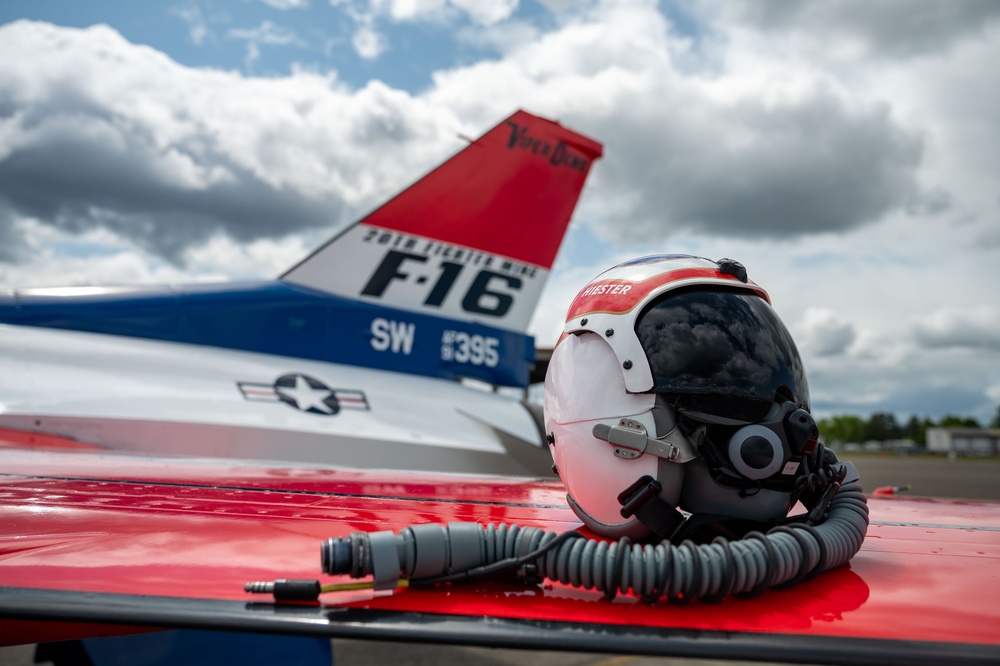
left=1, top=427, right=999, bottom=648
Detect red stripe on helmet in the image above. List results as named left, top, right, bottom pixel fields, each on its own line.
left=565, top=267, right=769, bottom=321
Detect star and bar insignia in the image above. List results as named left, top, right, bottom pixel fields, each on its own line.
left=237, top=374, right=369, bottom=416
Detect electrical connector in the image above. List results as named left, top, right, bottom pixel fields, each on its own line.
left=244, top=578, right=321, bottom=601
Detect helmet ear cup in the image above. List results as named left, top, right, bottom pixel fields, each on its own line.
left=727, top=425, right=784, bottom=480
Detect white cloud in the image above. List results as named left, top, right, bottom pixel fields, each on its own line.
left=183, top=233, right=315, bottom=278
left=914, top=307, right=1000, bottom=351
left=0, top=218, right=194, bottom=287
left=260, top=0, right=310, bottom=9
left=387, top=0, right=447, bottom=22
left=385, top=0, right=518, bottom=26
left=352, top=24, right=386, bottom=59
left=0, top=20, right=455, bottom=264
left=722, top=0, right=1000, bottom=62
left=335, top=0, right=524, bottom=57
left=169, top=4, right=214, bottom=46
left=797, top=308, right=857, bottom=358
left=228, top=20, right=309, bottom=70
left=449, top=0, right=519, bottom=27
left=228, top=20, right=306, bottom=46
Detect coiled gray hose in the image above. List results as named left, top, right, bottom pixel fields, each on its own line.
left=322, top=479, right=868, bottom=603
left=539, top=479, right=867, bottom=601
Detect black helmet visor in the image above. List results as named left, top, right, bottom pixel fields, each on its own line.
left=635, top=288, right=809, bottom=422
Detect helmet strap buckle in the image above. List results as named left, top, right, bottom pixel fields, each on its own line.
left=617, top=475, right=686, bottom=541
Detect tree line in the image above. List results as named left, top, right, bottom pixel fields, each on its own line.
left=818, top=405, right=1000, bottom=446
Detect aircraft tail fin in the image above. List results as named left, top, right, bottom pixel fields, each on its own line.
left=282, top=110, right=602, bottom=334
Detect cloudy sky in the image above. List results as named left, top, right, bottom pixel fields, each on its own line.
left=1, top=0, right=998, bottom=424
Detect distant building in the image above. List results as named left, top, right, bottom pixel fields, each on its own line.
left=926, top=428, right=1000, bottom=456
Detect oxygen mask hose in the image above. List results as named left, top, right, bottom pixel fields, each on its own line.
left=317, top=471, right=868, bottom=604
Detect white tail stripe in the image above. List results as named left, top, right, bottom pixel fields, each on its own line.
left=284, top=224, right=548, bottom=332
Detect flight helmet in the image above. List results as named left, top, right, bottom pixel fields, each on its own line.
left=544, top=255, right=814, bottom=540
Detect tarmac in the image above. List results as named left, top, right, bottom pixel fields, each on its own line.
left=844, top=452, right=1000, bottom=500
left=3, top=453, right=997, bottom=666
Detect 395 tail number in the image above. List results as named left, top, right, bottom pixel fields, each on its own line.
left=441, top=330, right=499, bottom=368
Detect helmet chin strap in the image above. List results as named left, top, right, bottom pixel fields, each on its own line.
left=613, top=470, right=782, bottom=543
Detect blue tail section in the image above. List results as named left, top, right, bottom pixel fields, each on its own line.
left=0, top=283, right=533, bottom=386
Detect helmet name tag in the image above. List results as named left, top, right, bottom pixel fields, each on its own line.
left=579, top=283, right=633, bottom=297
